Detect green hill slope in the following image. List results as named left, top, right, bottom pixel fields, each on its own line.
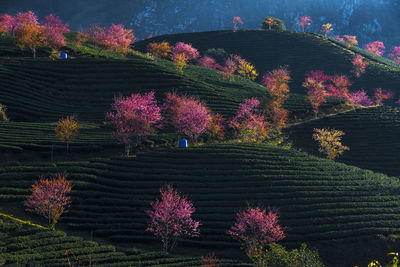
left=286, top=105, right=400, bottom=177
left=136, top=30, right=400, bottom=95
left=1, top=143, right=400, bottom=261
left=0, top=213, right=249, bottom=266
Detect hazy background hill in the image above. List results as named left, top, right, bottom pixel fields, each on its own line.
left=1, top=0, right=400, bottom=48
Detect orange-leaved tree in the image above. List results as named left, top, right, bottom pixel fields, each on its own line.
left=263, top=17, right=278, bottom=30
left=261, top=68, right=291, bottom=129
left=15, top=22, right=45, bottom=59
left=343, top=35, right=358, bottom=48
left=147, top=41, right=172, bottom=58
left=54, top=115, right=81, bottom=153
left=321, top=23, right=332, bottom=38
left=313, top=128, right=349, bottom=160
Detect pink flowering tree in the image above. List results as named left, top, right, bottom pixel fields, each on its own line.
left=389, top=46, right=400, bottom=63
left=299, top=16, right=312, bottom=32
left=347, top=90, right=374, bottom=107
left=217, top=58, right=237, bottom=80
left=163, top=93, right=210, bottom=143
left=227, top=206, right=285, bottom=256
left=146, top=185, right=200, bottom=252
left=171, top=42, right=199, bottom=62
left=0, top=14, right=17, bottom=36
left=42, top=14, right=70, bottom=50
left=365, top=41, right=385, bottom=56
left=302, top=70, right=331, bottom=115
left=197, top=56, right=218, bottom=69
left=87, top=23, right=135, bottom=54
left=351, top=54, right=368, bottom=78
left=230, top=98, right=269, bottom=141
left=327, top=75, right=352, bottom=99
left=333, top=35, right=345, bottom=42
left=374, top=88, right=394, bottom=106
left=24, top=172, right=72, bottom=230
left=106, top=91, right=162, bottom=156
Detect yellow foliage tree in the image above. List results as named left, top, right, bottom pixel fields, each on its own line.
left=343, top=35, right=358, bottom=48
left=264, top=17, right=278, bottom=30
left=15, top=23, right=46, bottom=59
left=147, top=41, right=172, bottom=58
left=313, top=128, right=349, bottom=160
left=321, top=23, right=332, bottom=38
left=237, top=58, right=258, bottom=81
left=172, top=53, right=188, bottom=73
left=54, top=115, right=81, bottom=152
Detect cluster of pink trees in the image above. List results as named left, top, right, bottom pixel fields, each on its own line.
left=146, top=185, right=285, bottom=254
left=0, top=11, right=70, bottom=57
left=0, top=11, right=137, bottom=57
left=303, top=68, right=393, bottom=114
left=86, top=23, right=135, bottom=55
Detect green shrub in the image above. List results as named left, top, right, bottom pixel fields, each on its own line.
left=251, top=243, right=324, bottom=267
left=204, top=48, right=228, bottom=65
left=261, top=17, right=286, bottom=31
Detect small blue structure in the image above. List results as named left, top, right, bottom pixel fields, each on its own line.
left=60, top=52, right=68, bottom=59
left=179, top=139, right=188, bottom=148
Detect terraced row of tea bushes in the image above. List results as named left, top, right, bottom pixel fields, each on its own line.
left=286, top=105, right=400, bottom=177
left=1, top=143, right=400, bottom=250
left=136, top=30, right=400, bottom=95
left=0, top=214, right=249, bottom=266
left=0, top=54, right=267, bottom=122
left=0, top=121, right=179, bottom=154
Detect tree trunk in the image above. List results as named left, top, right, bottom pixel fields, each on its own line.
left=125, top=143, right=131, bottom=156
left=33, top=45, right=36, bottom=59
left=66, top=141, right=69, bottom=153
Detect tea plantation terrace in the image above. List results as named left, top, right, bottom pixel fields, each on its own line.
left=2, top=143, right=400, bottom=251
left=136, top=30, right=400, bottom=95
left=0, top=213, right=250, bottom=266
left=287, top=105, right=400, bottom=177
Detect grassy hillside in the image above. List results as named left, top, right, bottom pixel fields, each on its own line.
left=1, top=142, right=400, bottom=265
left=0, top=213, right=249, bottom=266
left=136, top=30, right=400, bottom=95
left=286, top=105, right=400, bottom=177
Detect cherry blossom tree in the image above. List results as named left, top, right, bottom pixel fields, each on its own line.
left=201, top=252, right=219, bottom=267
left=54, top=115, right=81, bottom=153
left=87, top=23, right=135, bottom=54
left=230, top=98, right=269, bottom=141
left=374, top=88, right=393, bottom=106
left=0, top=14, right=17, bottom=36
left=347, top=90, right=374, bottom=107
left=171, top=42, right=199, bottom=62
left=217, top=58, right=237, bottom=80
left=106, top=91, right=162, bottom=156
left=25, top=172, right=72, bottom=230
left=351, top=54, right=368, bottom=78
left=42, top=14, right=70, bottom=50
left=227, top=206, right=285, bottom=256
left=299, top=16, right=311, bottom=32
left=303, top=70, right=330, bottom=115
left=333, top=35, right=345, bottom=42
left=327, top=75, right=352, bottom=99
left=365, top=41, right=385, bottom=56
left=146, top=185, right=200, bottom=252
left=389, top=46, right=400, bottom=63
left=197, top=56, right=218, bottom=69
left=163, top=93, right=210, bottom=142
